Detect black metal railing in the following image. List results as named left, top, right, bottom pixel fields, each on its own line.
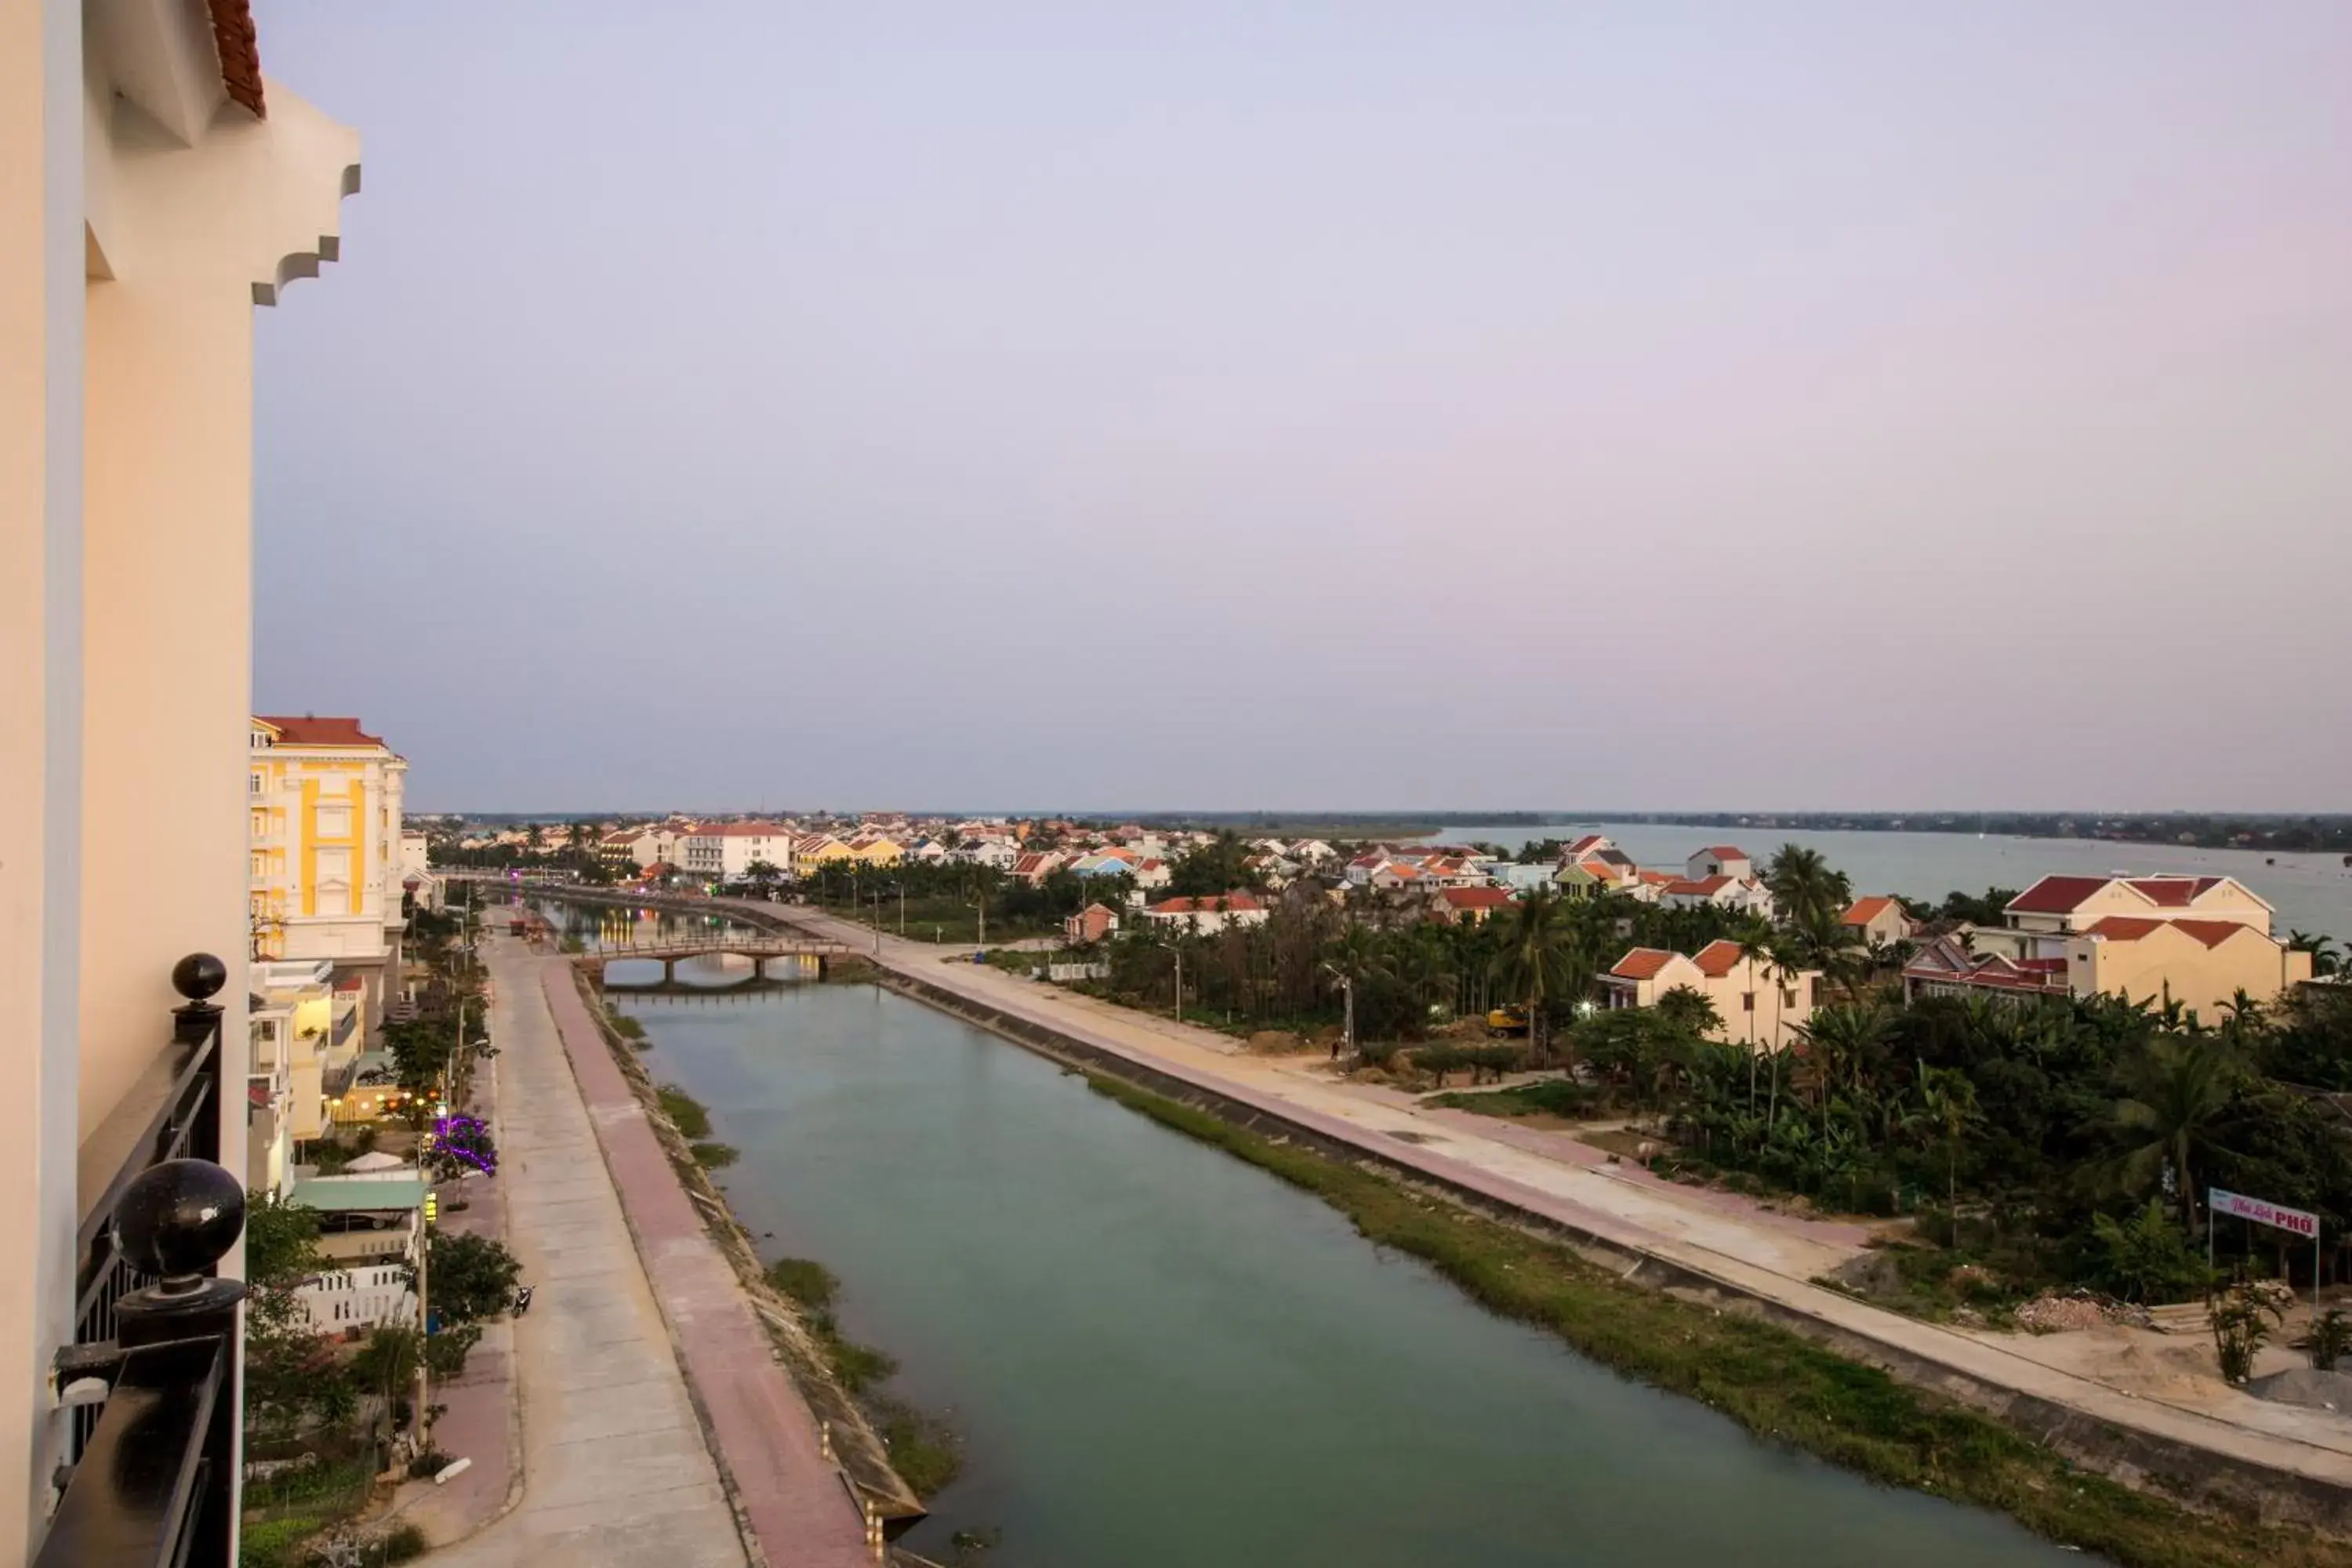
left=38, top=954, right=244, bottom=1568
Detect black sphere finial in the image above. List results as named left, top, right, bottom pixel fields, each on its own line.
left=113, top=1159, right=245, bottom=1285
left=172, top=953, right=227, bottom=1003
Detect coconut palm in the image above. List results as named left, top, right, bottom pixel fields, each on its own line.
left=2288, top=930, right=2343, bottom=978
left=1491, top=887, right=1584, bottom=1069
left=2108, top=1034, right=2245, bottom=1229
left=1764, top=845, right=1852, bottom=930
left=1798, top=1002, right=1893, bottom=1098
left=1914, top=1062, right=1985, bottom=1210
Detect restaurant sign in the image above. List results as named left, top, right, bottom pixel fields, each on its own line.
left=2209, top=1188, right=2318, bottom=1240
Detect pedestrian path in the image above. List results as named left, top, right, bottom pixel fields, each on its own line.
left=425, top=937, right=749, bottom=1568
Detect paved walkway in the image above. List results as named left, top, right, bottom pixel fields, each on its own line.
left=752, top=901, right=2352, bottom=1497
left=426, top=936, right=750, bottom=1568
left=537, top=952, right=873, bottom=1568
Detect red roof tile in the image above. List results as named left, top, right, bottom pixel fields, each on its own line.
left=2085, top=916, right=2165, bottom=942
left=1609, top=948, right=1676, bottom=981
left=1703, top=845, right=1747, bottom=858
left=2171, top=918, right=2253, bottom=949
left=256, top=714, right=383, bottom=747
left=1841, top=895, right=1897, bottom=926
left=1149, top=893, right=1264, bottom=915
left=2123, top=877, right=2225, bottom=907
left=1691, top=939, right=1745, bottom=978
left=1439, top=887, right=1512, bottom=909
left=2005, top=875, right=2114, bottom=915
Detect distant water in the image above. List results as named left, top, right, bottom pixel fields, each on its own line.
left=1414, top=823, right=2352, bottom=942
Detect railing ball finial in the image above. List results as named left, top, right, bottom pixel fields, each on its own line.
left=114, top=1159, right=246, bottom=1305
left=171, top=952, right=227, bottom=1004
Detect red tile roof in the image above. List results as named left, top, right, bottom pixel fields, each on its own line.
left=1842, top=895, right=1897, bottom=926
left=1691, top=939, right=1745, bottom=978
left=1703, top=846, right=1748, bottom=859
left=256, top=714, right=383, bottom=747
left=2171, top=918, right=2254, bottom=949
left=1666, top=876, right=1733, bottom=898
left=2084, top=916, right=2165, bottom=942
left=1609, top=948, right=1676, bottom=981
left=1439, top=887, right=1512, bottom=909
left=1149, top=893, right=1264, bottom=915
left=2005, top=875, right=2114, bottom=915
left=1566, top=834, right=1606, bottom=856
left=2124, top=877, right=2224, bottom=907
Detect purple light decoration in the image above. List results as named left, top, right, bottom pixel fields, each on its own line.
left=434, top=1113, right=497, bottom=1176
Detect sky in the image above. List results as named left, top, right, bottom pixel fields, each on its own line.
left=249, top=3, right=2352, bottom=815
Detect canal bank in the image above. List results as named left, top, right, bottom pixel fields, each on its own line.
left=499, top=883, right=2352, bottom=1555
left=615, top=979, right=2090, bottom=1568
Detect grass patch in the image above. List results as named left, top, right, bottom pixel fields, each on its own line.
left=655, top=1083, right=713, bottom=1139
left=605, top=1009, right=647, bottom=1040
left=1080, top=1070, right=2352, bottom=1568
left=871, top=1394, right=963, bottom=1496
left=690, top=1141, right=739, bottom=1169
left=1424, top=1079, right=1599, bottom=1120
left=767, top=1256, right=840, bottom=1309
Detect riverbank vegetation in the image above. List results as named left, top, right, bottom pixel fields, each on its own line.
left=1081, top=1069, right=2352, bottom=1568
left=1617, top=811, right=2352, bottom=856
left=1055, top=844, right=2352, bottom=1316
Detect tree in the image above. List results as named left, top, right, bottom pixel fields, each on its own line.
left=1654, top=985, right=1722, bottom=1037
left=2288, top=930, right=2343, bottom=978
left=1764, top=845, right=1850, bottom=931
left=421, top=1230, right=522, bottom=1326
left=745, top=859, right=783, bottom=897
left=1798, top=1003, right=1892, bottom=1099
left=1166, top=831, right=1262, bottom=898
left=1915, top=1062, right=1984, bottom=1210
left=2109, top=1035, right=2245, bottom=1230
left=1491, top=888, right=1586, bottom=1068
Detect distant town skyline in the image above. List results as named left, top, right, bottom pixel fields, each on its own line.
left=250, top=3, right=2352, bottom=811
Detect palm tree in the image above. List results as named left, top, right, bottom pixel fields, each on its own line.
left=2109, top=1035, right=2244, bottom=1230
left=1764, top=845, right=1851, bottom=930
left=1799, top=1003, right=1892, bottom=1098
left=1914, top=1062, right=1984, bottom=1210
left=2288, top=930, right=2343, bottom=978
left=1491, top=887, right=1583, bottom=1069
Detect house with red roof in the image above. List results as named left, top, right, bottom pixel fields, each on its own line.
left=1428, top=886, right=1515, bottom=926
left=1840, top=895, right=1918, bottom=949
left=1902, top=873, right=2310, bottom=1018
left=1063, top=902, right=1122, bottom=944
left=1686, top=846, right=1755, bottom=880
left=1599, top=939, right=1822, bottom=1051
left=1139, top=892, right=1269, bottom=934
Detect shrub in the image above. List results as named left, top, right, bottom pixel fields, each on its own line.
left=766, top=1257, right=839, bottom=1308
left=2296, top=1306, right=2352, bottom=1371
left=405, top=1448, right=453, bottom=1479
left=2210, top=1280, right=2286, bottom=1384
left=425, top=1231, right=522, bottom=1326
left=2086, top=1202, right=2210, bottom=1305
left=379, top=1523, right=430, bottom=1564
left=1414, top=1044, right=1468, bottom=1087
left=656, top=1084, right=713, bottom=1139
left=690, top=1142, right=739, bottom=1169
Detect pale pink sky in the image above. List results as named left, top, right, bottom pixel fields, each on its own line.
left=249, top=3, right=2352, bottom=813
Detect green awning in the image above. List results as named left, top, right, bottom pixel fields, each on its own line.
left=290, top=1178, right=427, bottom=1213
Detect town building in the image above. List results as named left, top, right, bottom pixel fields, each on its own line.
left=1139, top=893, right=1270, bottom=934
left=1431, top=887, right=1515, bottom=925
left=678, top=821, right=796, bottom=883
left=1901, top=874, right=2312, bottom=1018
left=5, top=5, right=362, bottom=1554
left=1840, top=895, right=1918, bottom=949
left=1065, top=902, right=1122, bottom=943
left=249, top=716, right=409, bottom=1035
left=1659, top=873, right=1776, bottom=916
left=1599, top=941, right=1824, bottom=1052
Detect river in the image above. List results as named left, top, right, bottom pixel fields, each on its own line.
left=1414, top=822, right=2352, bottom=941
left=602, top=971, right=2086, bottom=1567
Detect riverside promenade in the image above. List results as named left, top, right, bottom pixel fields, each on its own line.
left=743, top=899, right=2352, bottom=1516
left=426, top=935, right=869, bottom=1567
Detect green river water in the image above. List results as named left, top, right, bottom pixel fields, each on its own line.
left=608, top=969, right=2088, bottom=1568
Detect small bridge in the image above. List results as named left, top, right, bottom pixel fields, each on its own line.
left=586, top=933, right=851, bottom=985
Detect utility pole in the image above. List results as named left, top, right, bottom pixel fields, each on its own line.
left=1174, top=946, right=1183, bottom=1022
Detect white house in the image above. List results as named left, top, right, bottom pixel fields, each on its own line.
left=1686, top=845, right=1755, bottom=880
left=678, top=821, right=795, bottom=882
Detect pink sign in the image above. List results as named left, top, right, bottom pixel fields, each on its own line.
left=2210, top=1188, right=2318, bottom=1240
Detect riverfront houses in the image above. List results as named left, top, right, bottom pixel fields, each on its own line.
left=1600, top=941, right=1824, bottom=1052
left=1902, top=873, right=2313, bottom=1018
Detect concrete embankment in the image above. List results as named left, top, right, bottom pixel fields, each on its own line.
left=871, top=965, right=2352, bottom=1537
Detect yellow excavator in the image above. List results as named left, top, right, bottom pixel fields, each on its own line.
left=1485, top=1004, right=1529, bottom=1036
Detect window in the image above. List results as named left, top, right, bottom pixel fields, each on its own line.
left=249, top=772, right=263, bottom=794
left=1781, top=988, right=1797, bottom=1008
left=1742, top=992, right=1755, bottom=1013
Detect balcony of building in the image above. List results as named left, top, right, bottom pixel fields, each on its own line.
left=37, top=956, right=246, bottom=1568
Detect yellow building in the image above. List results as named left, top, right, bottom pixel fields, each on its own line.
left=795, top=833, right=854, bottom=871
left=1599, top=940, right=1825, bottom=1053
left=1904, top=874, right=2313, bottom=1020
left=249, top=716, right=408, bottom=1032
left=847, top=835, right=905, bottom=866
left=5, top=2, right=361, bottom=1555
